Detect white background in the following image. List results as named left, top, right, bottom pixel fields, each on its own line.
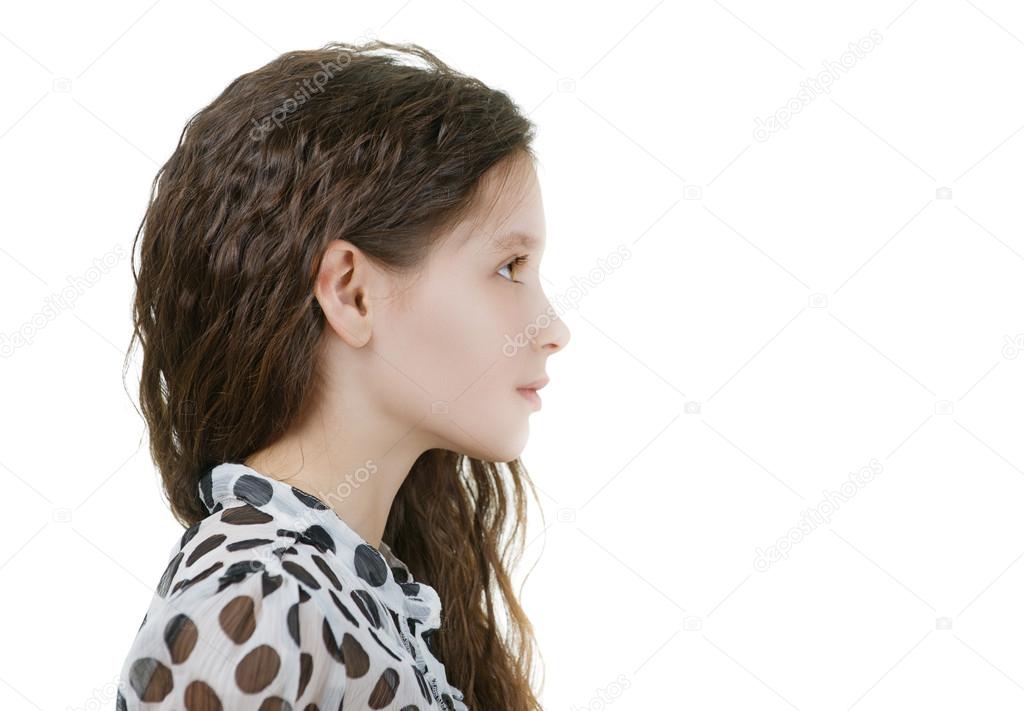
left=2, top=1, right=1024, bottom=709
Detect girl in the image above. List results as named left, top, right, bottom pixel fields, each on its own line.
left=117, top=40, right=570, bottom=710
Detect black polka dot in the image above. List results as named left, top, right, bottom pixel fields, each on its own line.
left=179, top=521, right=201, bottom=550
left=422, top=629, right=439, bottom=658
left=368, top=667, right=400, bottom=708
left=351, top=589, right=382, bottom=628
left=234, top=474, right=274, bottom=506
left=219, top=595, right=257, bottom=644
left=184, top=679, right=221, bottom=710
left=412, top=665, right=431, bottom=700
left=262, top=570, right=284, bottom=597
left=311, top=555, right=343, bottom=590
left=368, top=626, right=403, bottom=662
left=157, top=552, right=183, bottom=598
left=329, top=589, right=361, bottom=628
left=299, top=525, right=335, bottom=554
left=221, top=503, right=274, bottom=525
left=129, top=657, right=173, bottom=702
left=172, top=561, right=225, bottom=596
left=287, top=601, right=301, bottom=646
left=322, top=617, right=344, bottom=664
left=282, top=560, right=321, bottom=590
left=216, top=560, right=264, bottom=593
left=186, top=534, right=226, bottom=567
left=298, top=652, right=314, bottom=699
left=341, top=632, right=370, bottom=678
left=291, top=486, right=329, bottom=510
left=354, top=544, right=388, bottom=587
left=235, top=644, right=280, bottom=693
left=164, top=613, right=198, bottom=663
left=226, top=538, right=274, bottom=551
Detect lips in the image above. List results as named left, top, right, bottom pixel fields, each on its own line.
left=517, top=376, right=548, bottom=411
left=517, top=376, right=549, bottom=391
left=517, top=386, right=542, bottom=410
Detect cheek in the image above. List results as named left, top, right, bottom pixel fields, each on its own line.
left=380, top=279, right=514, bottom=403
left=373, top=278, right=533, bottom=459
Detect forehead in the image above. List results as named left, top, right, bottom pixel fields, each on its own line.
left=464, top=188, right=546, bottom=255
left=437, top=155, right=545, bottom=256
left=482, top=230, right=543, bottom=254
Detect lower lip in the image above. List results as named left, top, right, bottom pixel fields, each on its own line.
left=517, top=388, right=542, bottom=410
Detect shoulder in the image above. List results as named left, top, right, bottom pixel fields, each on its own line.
left=116, top=509, right=346, bottom=709
left=158, top=504, right=284, bottom=596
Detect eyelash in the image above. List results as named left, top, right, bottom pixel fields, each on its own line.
left=498, top=255, right=530, bottom=283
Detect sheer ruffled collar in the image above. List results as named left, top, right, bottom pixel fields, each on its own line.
left=197, top=461, right=442, bottom=628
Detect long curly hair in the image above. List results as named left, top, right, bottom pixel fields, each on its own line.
left=123, top=39, right=546, bottom=710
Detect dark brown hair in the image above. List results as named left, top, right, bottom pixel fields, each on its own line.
left=124, top=40, right=545, bottom=710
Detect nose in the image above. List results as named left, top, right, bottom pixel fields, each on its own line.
left=533, top=305, right=570, bottom=354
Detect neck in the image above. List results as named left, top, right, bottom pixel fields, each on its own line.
left=243, top=404, right=435, bottom=550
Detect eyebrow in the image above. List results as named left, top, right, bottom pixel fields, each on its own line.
left=486, top=230, right=542, bottom=253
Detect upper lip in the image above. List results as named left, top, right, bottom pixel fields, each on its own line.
left=518, top=376, right=549, bottom=391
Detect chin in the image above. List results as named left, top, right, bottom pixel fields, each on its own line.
left=457, top=423, right=529, bottom=464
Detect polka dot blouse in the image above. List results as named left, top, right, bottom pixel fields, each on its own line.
left=116, top=462, right=469, bottom=710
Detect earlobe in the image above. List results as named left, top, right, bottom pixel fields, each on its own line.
left=319, top=288, right=372, bottom=348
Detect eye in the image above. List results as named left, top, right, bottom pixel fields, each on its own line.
left=497, top=255, right=530, bottom=283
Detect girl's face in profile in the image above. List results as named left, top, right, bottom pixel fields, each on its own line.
left=365, top=158, right=571, bottom=462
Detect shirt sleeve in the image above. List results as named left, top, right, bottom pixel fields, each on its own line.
left=116, top=556, right=346, bottom=709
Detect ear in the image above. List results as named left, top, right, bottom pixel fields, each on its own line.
left=314, top=239, right=373, bottom=348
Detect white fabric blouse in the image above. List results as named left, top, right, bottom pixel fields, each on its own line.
left=116, top=461, right=469, bottom=710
